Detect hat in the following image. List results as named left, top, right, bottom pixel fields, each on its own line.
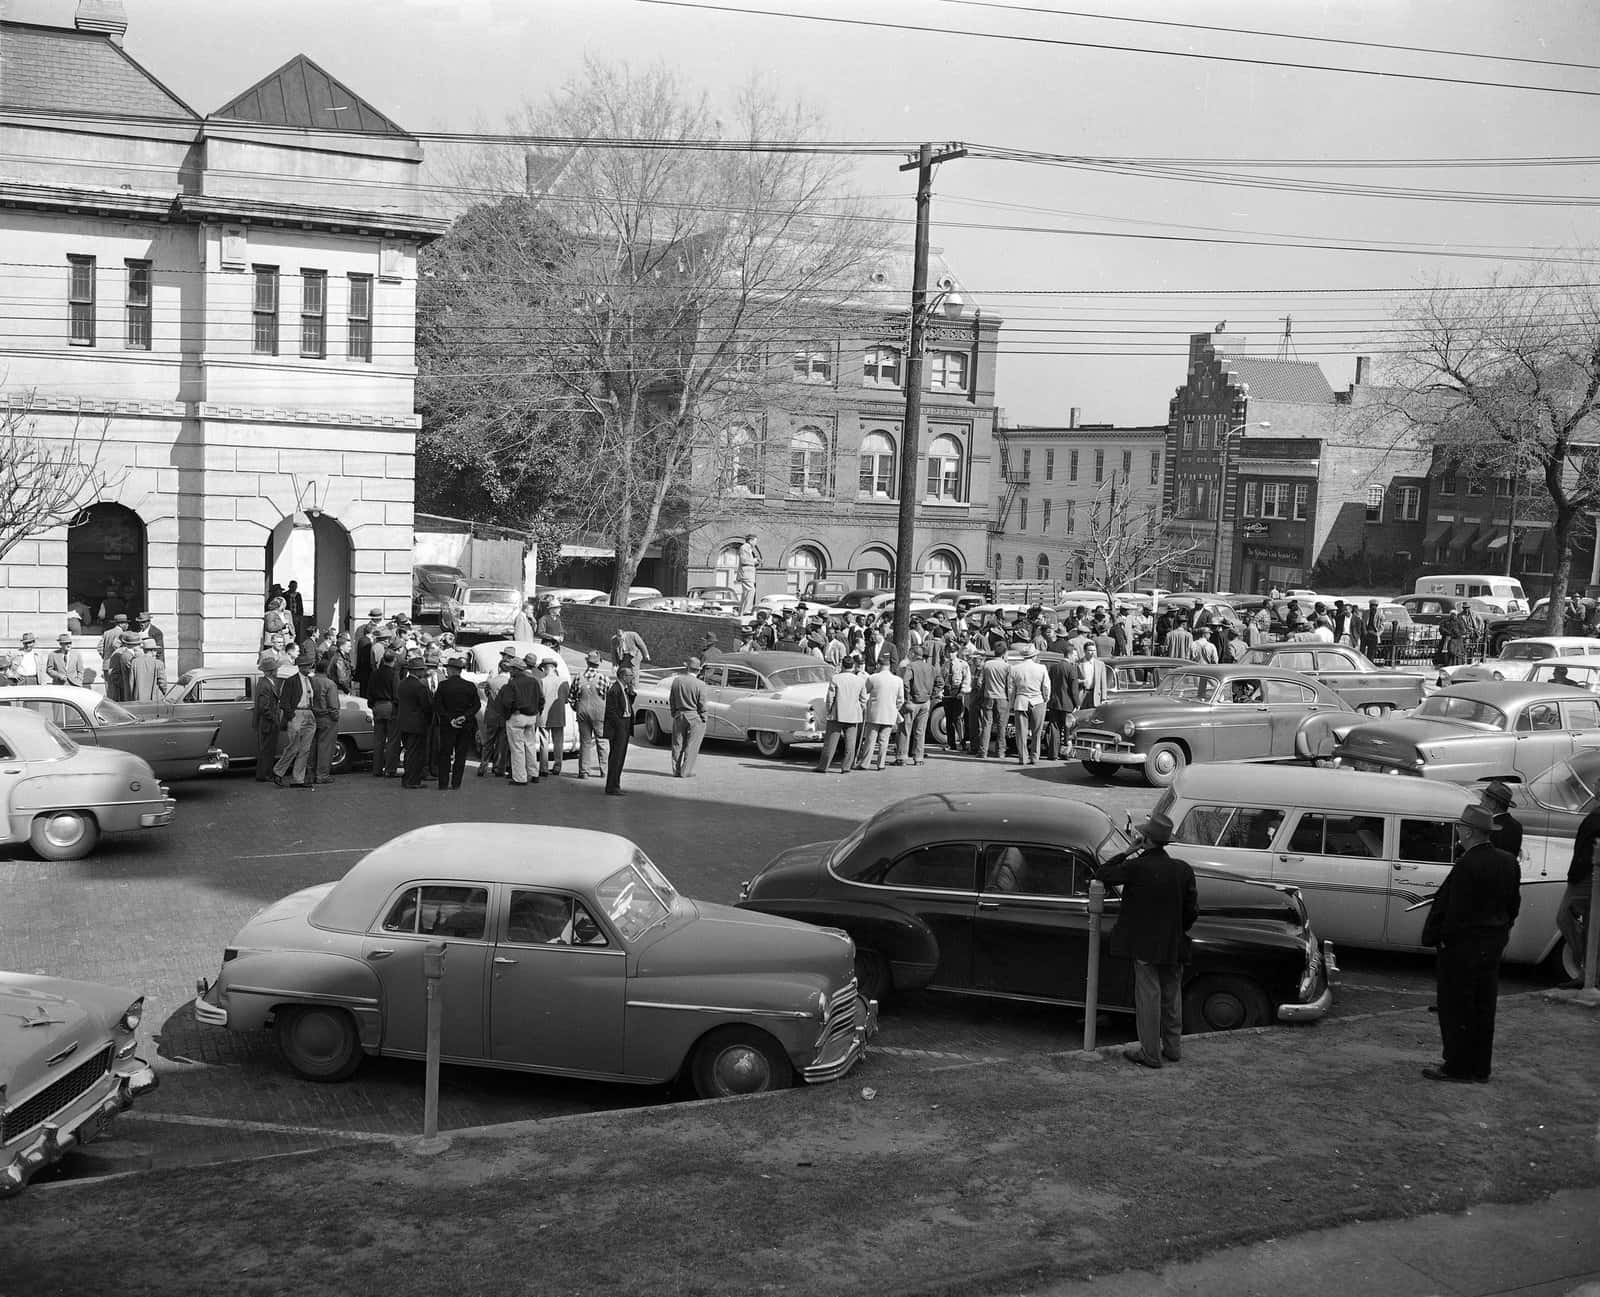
left=523, top=653, right=541, bottom=668
left=141, top=636, right=156, bottom=647
left=1138, top=812, right=1175, bottom=845
left=20, top=633, right=34, bottom=644
left=1016, top=643, right=1037, bottom=658
left=368, top=607, right=383, bottom=618
left=586, top=649, right=602, bottom=665
left=258, top=651, right=278, bottom=670
left=1458, top=804, right=1495, bottom=835
left=57, top=632, right=72, bottom=645
left=1480, top=781, right=1515, bottom=811
left=137, top=611, right=151, bottom=621
left=121, top=629, right=142, bottom=645
left=113, top=613, right=128, bottom=623
left=499, top=646, right=520, bottom=661
left=395, top=612, right=412, bottom=624
left=539, top=634, right=562, bottom=648
left=538, top=659, right=556, bottom=670
left=446, top=655, right=466, bottom=670
left=404, top=655, right=426, bottom=672
left=297, top=647, right=317, bottom=668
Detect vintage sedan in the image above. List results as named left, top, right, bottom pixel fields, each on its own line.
left=1070, top=664, right=1358, bottom=787
left=633, top=652, right=827, bottom=758
left=1156, top=765, right=1567, bottom=971
left=412, top=563, right=466, bottom=623
left=1331, top=682, right=1600, bottom=784
left=0, top=685, right=226, bottom=781
left=195, top=824, right=874, bottom=1098
left=737, top=793, right=1333, bottom=1033
left=126, top=667, right=375, bottom=773
left=460, top=640, right=580, bottom=754
left=0, top=707, right=173, bottom=860
left=1, top=970, right=157, bottom=1195
left=1239, top=642, right=1426, bottom=715
left=1441, top=636, right=1600, bottom=686
left=440, top=581, right=522, bottom=638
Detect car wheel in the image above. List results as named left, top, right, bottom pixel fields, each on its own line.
left=641, top=712, right=667, bottom=746
left=927, top=709, right=948, bottom=746
left=1183, top=975, right=1271, bottom=1033
left=330, top=736, right=358, bottom=773
left=854, top=949, right=891, bottom=1002
left=753, top=730, right=789, bottom=759
left=1492, top=671, right=1505, bottom=681
left=688, top=1026, right=794, bottom=1099
left=29, top=810, right=100, bottom=861
left=275, top=1005, right=363, bottom=1081
left=1360, top=703, right=1389, bottom=718
left=1082, top=760, right=1118, bottom=780
left=1143, top=740, right=1187, bottom=788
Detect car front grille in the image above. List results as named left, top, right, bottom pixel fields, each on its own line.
left=1, top=1045, right=113, bottom=1143
left=816, top=982, right=860, bottom=1052
left=1074, top=729, right=1121, bottom=745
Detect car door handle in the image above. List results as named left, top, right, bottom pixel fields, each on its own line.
left=977, top=899, right=999, bottom=910
left=1, top=767, right=19, bottom=774
left=1277, top=854, right=1304, bottom=863
left=493, top=956, right=518, bottom=965
left=366, top=948, right=394, bottom=960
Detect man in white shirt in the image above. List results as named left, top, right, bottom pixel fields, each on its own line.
left=10, top=633, right=39, bottom=685
left=1192, top=627, right=1220, bottom=664
left=1006, top=644, right=1052, bottom=766
left=816, top=654, right=868, bottom=773
left=856, top=657, right=906, bottom=771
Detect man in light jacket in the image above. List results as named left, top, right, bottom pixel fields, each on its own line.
left=1006, top=643, right=1051, bottom=766
left=856, top=656, right=906, bottom=772
left=816, top=655, right=867, bottom=773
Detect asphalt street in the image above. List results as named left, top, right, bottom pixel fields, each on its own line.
left=2, top=735, right=1552, bottom=1188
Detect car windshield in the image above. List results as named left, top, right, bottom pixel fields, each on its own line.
left=93, top=699, right=140, bottom=727
left=594, top=851, right=677, bottom=941
left=1155, top=673, right=1218, bottom=702
left=466, top=588, right=519, bottom=604
left=768, top=665, right=832, bottom=688
left=1415, top=695, right=1508, bottom=729
left=1501, top=643, right=1554, bottom=661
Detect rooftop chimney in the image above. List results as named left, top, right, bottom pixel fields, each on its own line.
left=75, top=0, right=128, bottom=45
left=1354, top=355, right=1371, bottom=385
left=1068, top=407, right=1080, bottom=429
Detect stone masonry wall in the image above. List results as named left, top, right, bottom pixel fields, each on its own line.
left=558, top=603, right=742, bottom=668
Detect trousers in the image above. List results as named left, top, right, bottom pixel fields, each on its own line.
left=1133, top=959, right=1183, bottom=1064
left=976, top=699, right=1007, bottom=758
left=254, top=718, right=279, bottom=780
left=273, top=711, right=316, bottom=785
left=400, top=730, right=429, bottom=787
left=671, top=713, right=705, bottom=776
left=577, top=713, right=608, bottom=777
left=901, top=700, right=931, bottom=763
left=815, top=720, right=859, bottom=773
left=1012, top=703, right=1046, bottom=764
left=604, top=719, right=631, bottom=791
left=1436, top=932, right=1508, bottom=1080
left=506, top=713, right=539, bottom=784
left=436, top=722, right=473, bottom=788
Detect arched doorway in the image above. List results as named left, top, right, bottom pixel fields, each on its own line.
left=786, top=544, right=824, bottom=593
left=68, top=503, right=145, bottom=632
left=266, top=513, right=353, bottom=634
left=855, top=545, right=894, bottom=590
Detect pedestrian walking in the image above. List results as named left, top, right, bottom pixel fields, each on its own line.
left=310, top=655, right=341, bottom=783
left=397, top=655, right=435, bottom=789
left=898, top=645, right=936, bottom=766
left=252, top=651, right=282, bottom=782
left=611, top=626, right=651, bottom=671
left=1420, top=804, right=1521, bottom=1082
left=1099, top=811, right=1198, bottom=1069
left=569, top=649, right=610, bottom=779
left=1007, top=643, right=1050, bottom=766
left=815, top=655, right=866, bottom=773
left=603, top=666, right=637, bottom=795
left=735, top=533, right=761, bottom=615
left=273, top=649, right=319, bottom=790
left=668, top=657, right=708, bottom=777
left=433, top=655, right=481, bottom=790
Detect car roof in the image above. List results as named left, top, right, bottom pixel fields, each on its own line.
left=1529, top=656, right=1600, bottom=669
left=1245, top=642, right=1352, bottom=654
left=707, top=652, right=828, bottom=672
left=1155, top=663, right=1312, bottom=681
left=0, top=684, right=107, bottom=707
left=1503, top=636, right=1597, bottom=649
left=1433, top=680, right=1583, bottom=705
left=312, top=824, right=643, bottom=932
left=861, top=792, right=1118, bottom=847
left=1171, top=765, right=1473, bottom=817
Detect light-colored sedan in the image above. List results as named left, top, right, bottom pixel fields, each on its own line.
left=1, top=970, right=158, bottom=1195
left=460, top=640, right=579, bottom=754
left=0, top=685, right=226, bottom=782
left=632, top=652, right=828, bottom=758
left=0, top=707, right=173, bottom=860
left=194, top=824, right=873, bottom=1097
left=440, top=581, right=523, bottom=638
left=1442, top=636, right=1600, bottom=685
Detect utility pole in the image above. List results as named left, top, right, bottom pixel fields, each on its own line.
left=893, top=142, right=966, bottom=660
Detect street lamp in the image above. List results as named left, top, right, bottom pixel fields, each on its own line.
left=1212, top=420, right=1270, bottom=592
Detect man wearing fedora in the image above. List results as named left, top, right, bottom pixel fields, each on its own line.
left=1007, top=642, right=1051, bottom=766
left=1099, top=811, right=1198, bottom=1069
left=1420, top=804, right=1521, bottom=1082
left=1478, top=781, right=1523, bottom=860
left=10, top=633, right=39, bottom=685
left=366, top=641, right=401, bottom=777
left=477, top=646, right=518, bottom=779
left=433, top=655, right=482, bottom=790
left=498, top=655, right=544, bottom=786
left=603, top=665, right=637, bottom=795
left=273, top=648, right=319, bottom=789
left=568, top=649, right=611, bottom=779
left=45, top=632, right=83, bottom=687
left=735, top=533, right=761, bottom=616
left=397, top=655, right=436, bottom=789
left=252, top=651, right=282, bottom=782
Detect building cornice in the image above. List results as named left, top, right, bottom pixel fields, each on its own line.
left=0, top=180, right=174, bottom=220
left=174, top=194, right=447, bottom=241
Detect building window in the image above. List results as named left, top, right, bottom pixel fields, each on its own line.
left=1293, top=484, right=1310, bottom=521
left=1149, top=451, right=1160, bottom=486
left=68, top=255, right=96, bottom=346
left=68, top=503, right=145, bottom=633
left=1441, top=470, right=1457, bottom=495
left=789, top=426, right=828, bottom=495
left=863, top=345, right=901, bottom=386
left=1094, top=449, right=1105, bottom=483
left=1365, top=484, right=1384, bottom=522
left=719, top=424, right=763, bottom=495
left=925, top=434, right=963, bottom=501
left=993, top=552, right=1003, bottom=578
left=858, top=431, right=896, bottom=498
left=924, top=550, right=958, bottom=590
left=1021, top=449, right=1032, bottom=479
left=1244, top=480, right=1259, bottom=517
left=1019, top=498, right=1029, bottom=530
left=928, top=350, right=969, bottom=392
left=786, top=545, right=824, bottom=593
left=300, top=269, right=327, bottom=358
left=793, top=345, right=832, bottom=384
left=1121, top=449, right=1132, bottom=476
left=1197, top=422, right=1211, bottom=451
left=1397, top=486, right=1421, bottom=521
left=1494, top=475, right=1512, bottom=497
left=1066, top=500, right=1076, bottom=534
left=1466, top=476, right=1487, bottom=496
left=1037, top=553, right=1050, bottom=581
left=347, top=273, right=373, bottom=362
left=1042, top=500, right=1052, bottom=532
left=1014, top=555, right=1024, bottom=579
left=715, top=543, right=742, bottom=588
left=1045, top=450, right=1055, bottom=481
left=1069, top=449, right=1079, bottom=481
left=252, top=266, right=279, bottom=355
left=1261, top=483, right=1286, bottom=519
left=123, top=259, right=151, bottom=350
left=1181, top=418, right=1194, bottom=450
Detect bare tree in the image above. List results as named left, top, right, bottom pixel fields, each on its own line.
left=1078, top=472, right=1204, bottom=604
left=1388, top=268, right=1600, bottom=630
left=0, top=394, right=120, bottom=560
left=420, top=61, right=886, bottom=602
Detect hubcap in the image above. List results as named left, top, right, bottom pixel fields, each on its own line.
left=293, top=1012, right=344, bottom=1063
left=1151, top=749, right=1176, bottom=775
left=43, top=813, right=86, bottom=848
left=1203, top=993, right=1246, bottom=1031
left=712, top=1044, right=772, bottom=1095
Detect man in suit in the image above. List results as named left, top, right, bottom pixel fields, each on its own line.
left=1006, top=643, right=1051, bottom=766
left=1043, top=649, right=1075, bottom=760
left=976, top=643, right=1011, bottom=760
left=603, top=665, right=637, bottom=794
left=1421, top=804, right=1521, bottom=1082
left=816, top=654, right=867, bottom=773
left=433, top=655, right=482, bottom=790
left=1161, top=617, right=1194, bottom=661
left=1479, top=781, right=1523, bottom=861
left=897, top=644, right=937, bottom=766
left=1069, top=640, right=1109, bottom=711
left=45, top=632, right=84, bottom=687
left=668, top=657, right=708, bottom=778
left=98, top=613, right=128, bottom=672
left=310, top=655, right=342, bottom=784
left=856, top=656, right=905, bottom=771
left=1099, top=811, right=1198, bottom=1069
left=352, top=608, right=384, bottom=697
left=252, top=651, right=282, bottom=782
left=366, top=641, right=401, bottom=777
left=285, top=580, right=306, bottom=639
left=273, top=649, right=319, bottom=790
left=396, top=655, right=435, bottom=789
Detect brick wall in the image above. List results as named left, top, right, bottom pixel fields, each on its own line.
left=558, top=603, right=742, bottom=667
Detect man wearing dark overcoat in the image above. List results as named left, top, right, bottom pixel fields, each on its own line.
left=396, top=656, right=435, bottom=789
left=252, top=651, right=282, bottom=782
left=433, top=655, right=482, bottom=790
left=603, top=665, right=637, bottom=795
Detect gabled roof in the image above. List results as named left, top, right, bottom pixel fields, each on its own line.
left=0, top=21, right=196, bottom=121
left=211, top=53, right=410, bottom=137
left=1225, top=358, right=1335, bottom=405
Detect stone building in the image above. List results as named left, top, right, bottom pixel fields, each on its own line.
left=0, top=4, right=443, bottom=670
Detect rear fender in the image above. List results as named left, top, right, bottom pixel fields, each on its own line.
left=215, top=950, right=383, bottom=1046
left=740, top=899, right=940, bottom=986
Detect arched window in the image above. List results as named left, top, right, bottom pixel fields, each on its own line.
left=715, top=543, right=742, bottom=588
left=924, top=550, right=959, bottom=590
left=68, top=503, right=145, bottom=633
left=1014, top=555, right=1024, bottom=579
left=855, top=546, right=894, bottom=590
left=717, top=424, right=763, bottom=496
left=858, top=431, right=896, bottom=498
left=1037, top=553, right=1050, bottom=581
left=863, top=344, right=902, bottom=387
left=786, top=545, right=824, bottom=593
left=992, top=552, right=1003, bottom=578
left=925, top=434, right=963, bottom=501
left=789, top=426, right=828, bottom=495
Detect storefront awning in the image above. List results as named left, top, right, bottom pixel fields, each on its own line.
left=1485, top=530, right=1511, bottom=551
left=1453, top=525, right=1482, bottom=553
left=1423, top=521, right=1453, bottom=548
left=1517, top=524, right=1552, bottom=558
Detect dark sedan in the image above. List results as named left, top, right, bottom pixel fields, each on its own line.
left=737, top=793, right=1334, bottom=1033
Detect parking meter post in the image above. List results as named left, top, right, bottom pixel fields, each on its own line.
left=1079, top=879, right=1106, bottom=1058
left=417, top=941, right=449, bottom=1153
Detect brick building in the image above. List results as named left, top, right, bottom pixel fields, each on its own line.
left=0, top=4, right=443, bottom=669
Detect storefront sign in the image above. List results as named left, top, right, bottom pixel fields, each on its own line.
left=1243, top=543, right=1304, bottom=564
left=1241, top=521, right=1269, bottom=536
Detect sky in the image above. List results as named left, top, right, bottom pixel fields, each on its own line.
left=13, top=0, right=1600, bottom=427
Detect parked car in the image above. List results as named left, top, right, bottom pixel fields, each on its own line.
left=1331, top=681, right=1600, bottom=784
left=633, top=652, right=827, bottom=758
left=628, top=596, right=704, bottom=612
left=0, top=706, right=173, bottom=860
left=1394, top=594, right=1507, bottom=637
left=1441, top=636, right=1600, bottom=685
left=1238, top=642, right=1426, bottom=716
left=928, top=589, right=987, bottom=617
left=736, top=793, right=1333, bottom=1032
left=536, top=586, right=609, bottom=605
left=128, top=667, right=375, bottom=774
left=458, top=640, right=579, bottom=754
left=1156, top=765, right=1566, bottom=970
left=0, top=685, right=226, bottom=782
left=1413, top=573, right=1530, bottom=616
left=1, top=970, right=158, bottom=1195
left=440, top=581, right=523, bottom=638
left=1069, top=664, right=1358, bottom=787
left=194, top=824, right=873, bottom=1097
left=1487, top=598, right=1598, bottom=653
left=1526, top=657, right=1600, bottom=692
left=412, top=563, right=466, bottom=622
left=686, top=586, right=743, bottom=614
left=800, top=578, right=856, bottom=605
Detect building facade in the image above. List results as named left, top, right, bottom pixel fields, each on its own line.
left=0, top=6, right=442, bottom=670
left=678, top=254, right=1002, bottom=598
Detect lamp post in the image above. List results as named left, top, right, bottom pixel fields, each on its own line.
left=893, top=142, right=966, bottom=661
left=1212, top=420, right=1269, bottom=592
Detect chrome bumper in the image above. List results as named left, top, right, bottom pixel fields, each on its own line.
left=802, top=996, right=878, bottom=1084
left=140, top=792, right=177, bottom=828
left=1070, top=740, right=1143, bottom=765
left=192, top=978, right=228, bottom=1027
left=0, top=1059, right=157, bottom=1197
left=199, top=748, right=230, bottom=774
left=1278, top=942, right=1338, bottom=1022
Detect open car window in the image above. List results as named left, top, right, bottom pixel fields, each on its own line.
left=1176, top=805, right=1284, bottom=850
left=380, top=885, right=488, bottom=940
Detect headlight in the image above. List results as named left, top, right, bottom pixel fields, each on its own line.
left=1122, top=721, right=1137, bottom=738
left=813, top=990, right=828, bottom=1020
left=118, top=997, right=144, bottom=1033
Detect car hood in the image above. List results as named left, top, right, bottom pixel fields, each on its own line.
left=0, top=973, right=131, bottom=1086
left=1080, top=695, right=1202, bottom=728
left=636, top=899, right=852, bottom=981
